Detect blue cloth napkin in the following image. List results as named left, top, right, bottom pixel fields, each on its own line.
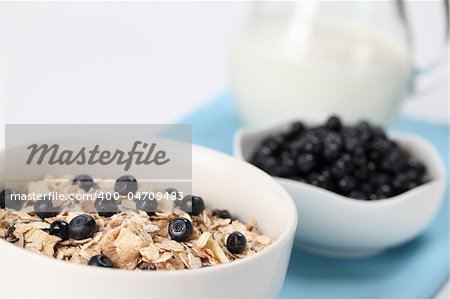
left=180, top=94, right=449, bottom=299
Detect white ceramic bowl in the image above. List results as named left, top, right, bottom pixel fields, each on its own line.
left=0, top=144, right=297, bottom=298
left=234, top=119, right=446, bottom=258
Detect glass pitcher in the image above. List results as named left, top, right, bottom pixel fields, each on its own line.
left=231, top=1, right=449, bottom=126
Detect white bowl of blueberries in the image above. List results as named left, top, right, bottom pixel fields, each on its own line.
left=234, top=116, right=447, bottom=258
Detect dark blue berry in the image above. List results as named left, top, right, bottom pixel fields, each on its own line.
left=34, top=197, right=59, bottom=219
left=168, top=217, right=193, bottom=242
left=73, top=174, right=94, bottom=192
left=180, top=195, right=205, bottom=216
left=376, top=184, right=393, bottom=198
left=69, top=214, right=96, bottom=240
left=1, top=189, right=23, bottom=210
left=322, top=132, right=343, bottom=161
left=88, top=255, right=114, bottom=268
left=280, top=155, right=298, bottom=177
left=136, top=195, right=158, bottom=215
left=165, top=187, right=178, bottom=196
left=325, top=115, right=342, bottom=131
left=212, top=209, right=232, bottom=219
left=94, top=196, right=118, bottom=217
left=294, top=134, right=322, bottom=155
left=349, top=190, right=367, bottom=200
left=338, top=175, right=357, bottom=194
left=49, top=220, right=69, bottom=240
left=407, top=158, right=426, bottom=174
left=114, top=175, right=138, bottom=195
left=296, top=153, right=316, bottom=174
left=226, top=232, right=247, bottom=254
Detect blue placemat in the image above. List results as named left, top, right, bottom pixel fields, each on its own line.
left=180, top=94, right=449, bottom=299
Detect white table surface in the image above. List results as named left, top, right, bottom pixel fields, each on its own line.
left=0, top=2, right=448, bottom=298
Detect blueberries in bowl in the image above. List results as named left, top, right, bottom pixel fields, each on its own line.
left=249, top=116, right=428, bottom=200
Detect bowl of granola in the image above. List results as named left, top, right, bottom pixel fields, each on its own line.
left=0, top=144, right=297, bottom=298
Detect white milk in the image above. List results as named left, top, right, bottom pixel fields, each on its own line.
left=231, top=17, right=413, bottom=126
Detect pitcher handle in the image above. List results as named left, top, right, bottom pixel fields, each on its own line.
left=399, top=0, right=449, bottom=94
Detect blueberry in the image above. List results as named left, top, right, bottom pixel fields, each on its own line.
left=114, top=175, right=138, bottom=195
left=322, top=132, right=342, bottom=161
left=69, top=214, right=96, bottom=240
left=1, top=189, right=23, bottom=210
left=369, top=193, right=379, bottom=200
left=49, top=220, right=69, bottom=240
left=73, top=174, right=94, bottom=192
left=393, top=174, right=408, bottom=192
left=94, top=196, right=118, bottom=217
left=338, top=175, right=357, bottom=194
left=343, top=136, right=361, bottom=153
left=34, top=197, right=59, bottom=219
left=376, top=184, right=393, bottom=198
left=257, top=156, right=280, bottom=176
left=369, top=173, right=392, bottom=187
left=407, top=158, right=426, bottom=174
left=360, top=182, right=372, bottom=194
left=330, top=157, right=352, bottom=178
left=165, top=187, right=178, bottom=196
left=296, top=153, right=316, bottom=174
left=226, top=232, right=247, bottom=254
left=380, top=149, right=406, bottom=173
left=88, top=255, right=114, bottom=268
left=289, top=121, right=305, bottom=137
left=0, top=190, right=4, bottom=209
left=404, top=169, right=422, bottom=183
left=280, top=155, right=298, bottom=177
left=168, top=217, right=193, bottom=242
left=349, top=190, right=367, bottom=200
left=356, top=121, right=371, bottom=133
left=136, top=195, right=158, bottom=215
left=260, top=135, right=284, bottom=154
left=166, top=187, right=182, bottom=206
left=212, top=209, right=232, bottom=219
left=307, top=173, right=321, bottom=187
left=406, top=181, right=418, bottom=190
left=325, top=115, right=342, bottom=131
left=294, top=134, right=322, bottom=155
left=180, top=195, right=205, bottom=216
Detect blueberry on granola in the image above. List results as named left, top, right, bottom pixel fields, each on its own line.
left=226, top=232, right=247, bottom=254
left=136, top=195, right=158, bottom=216
left=0, top=189, right=4, bottom=209
left=49, top=220, right=69, bottom=240
left=95, top=196, right=118, bottom=217
left=1, top=188, right=23, bottom=210
left=180, top=195, right=205, bottom=216
left=73, top=174, right=94, bottom=192
left=88, top=255, right=115, bottom=268
left=34, top=197, right=59, bottom=219
left=168, top=217, right=193, bottom=242
left=114, top=175, right=138, bottom=195
left=69, top=214, right=96, bottom=240
left=212, top=209, right=232, bottom=219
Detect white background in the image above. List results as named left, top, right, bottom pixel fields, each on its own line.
left=0, top=1, right=448, bottom=297
left=0, top=1, right=448, bottom=125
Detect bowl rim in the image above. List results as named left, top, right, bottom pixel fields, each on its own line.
left=0, top=144, right=298, bottom=276
left=234, top=118, right=447, bottom=206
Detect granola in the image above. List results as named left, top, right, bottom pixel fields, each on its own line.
left=0, top=175, right=273, bottom=270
